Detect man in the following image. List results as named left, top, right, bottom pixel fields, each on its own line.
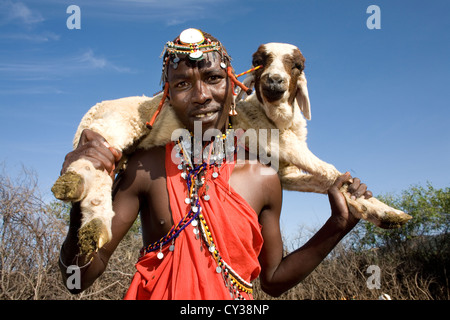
left=58, top=29, right=371, bottom=299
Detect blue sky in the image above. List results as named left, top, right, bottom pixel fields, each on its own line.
left=0, top=0, right=449, bottom=241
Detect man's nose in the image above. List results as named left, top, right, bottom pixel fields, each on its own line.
left=192, top=81, right=212, bottom=105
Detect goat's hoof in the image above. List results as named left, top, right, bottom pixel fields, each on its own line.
left=51, top=172, right=84, bottom=201
left=375, top=211, right=412, bottom=229
left=78, top=218, right=110, bottom=256
left=341, top=184, right=412, bottom=229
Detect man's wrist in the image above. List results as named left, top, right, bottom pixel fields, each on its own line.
left=328, top=215, right=358, bottom=233
left=60, top=240, right=94, bottom=269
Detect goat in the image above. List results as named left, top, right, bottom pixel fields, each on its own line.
left=52, top=94, right=182, bottom=255
left=52, top=42, right=411, bottom=256
left=231, top=42, right=411, bottom=228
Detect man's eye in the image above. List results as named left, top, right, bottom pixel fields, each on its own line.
left=175, top=81, right=188, bottom=88
left=208, top=75, right=223, bottom=83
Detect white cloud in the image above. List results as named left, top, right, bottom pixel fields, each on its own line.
left=0, top=48, right=132, bottom=79
left=0, top=85, right=64, bottom=95
left=50, top=0, right=237, bottom=26
left=76, top=49, right=132, bottom=73
left=78, top=49, right=108, bottom=69
left=0, top=31, right=60, bottom=42
left=0, top=1, right=61, bottom=43
left=0, top=0, right=44, bottom=25
left=0, top=49, right=133, bottom=95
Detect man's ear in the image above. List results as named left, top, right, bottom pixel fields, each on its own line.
left=295, top=72, right=311, bottom=120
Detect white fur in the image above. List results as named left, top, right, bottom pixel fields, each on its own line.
left=53, top=43, right=411, bottom=252
left=232, top=43, right=411, bottom=227
left=55, top=93, right=182, bottom=251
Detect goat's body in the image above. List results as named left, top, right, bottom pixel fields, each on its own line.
left=233, top=94, right=340, bottom=193
left=232, top=42, right=410, bottom=228
left=52, top=42, right=411, bottom=255
left=232, top=94, right=409, bottom=228
left=72, top=93, right=181, bottom=151
left=52, top=94, right=181, bottom=254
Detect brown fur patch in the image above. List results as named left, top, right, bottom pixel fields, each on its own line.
left=252, top=44, right=272, bottom=104
left=283, top=49, right=305, bottom=106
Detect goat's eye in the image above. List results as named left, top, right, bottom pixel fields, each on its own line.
left=293, top=64, right=302, bottom=70
left=253, top=59, right=263, bottom=67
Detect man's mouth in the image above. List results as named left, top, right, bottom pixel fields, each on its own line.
left=193, top=111, right=217, bottom=118
left=190, top=108, right=221, bottom=123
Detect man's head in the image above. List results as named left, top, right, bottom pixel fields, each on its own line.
left=161, top=29, right=233, bottom=134
left=167, top=50, right=233, bottom=134
left=147, top=28, right=250, bottom=134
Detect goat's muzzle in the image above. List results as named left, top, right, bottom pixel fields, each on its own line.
left=261, top=74, right=287, bottom=102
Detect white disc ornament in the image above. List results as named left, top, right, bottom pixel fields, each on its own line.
left=179, top=28, right=204, bottom=45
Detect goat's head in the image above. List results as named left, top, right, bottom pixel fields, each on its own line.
left=242, top=43, right=311, bottom=127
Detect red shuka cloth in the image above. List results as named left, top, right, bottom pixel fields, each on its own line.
left=123, top=143, right=263, bottom=300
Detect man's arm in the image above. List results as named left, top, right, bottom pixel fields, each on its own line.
left=258, top=172, right=370, bottom=297
left=58, top=129, right=140, bottom=293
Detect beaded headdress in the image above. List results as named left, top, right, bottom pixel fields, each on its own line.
left=145, top=28, right=253, bottom=129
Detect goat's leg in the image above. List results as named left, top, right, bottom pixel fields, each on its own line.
left=341, top=185, right=412, bottom=229
left=52, top=159, right=113, bottom=256
left=279, top=164, right=332, bottom=194
left=279, top=143, right=413, bottom=229
left=280, top=141, right=341, bottom=182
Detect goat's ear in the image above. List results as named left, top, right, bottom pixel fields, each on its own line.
left=235, top=73, right=256, bottom=102
left=296, top=72, right=311, bottom=120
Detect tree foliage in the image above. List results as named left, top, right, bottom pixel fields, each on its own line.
left=0, top=165, right=67, bottom=299
left=351, top=182, right=450, bottom=250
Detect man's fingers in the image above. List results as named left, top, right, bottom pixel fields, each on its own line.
left=364, top=190, right=373, bottom=199
left=108, top=146, right=122, bottom=162
left=347, top=177, right=360, bottom=193
left=352, top=183, right=367, bottom=199
left=347, top=177, right=373, bottom=200
left=66, top=129, right=121, bottom=177
left=332, top=172, right=352, bottom=190
left=79, top=129, right=106, bottom=146
left=83, top=142, right=117, bottom=172
left=333, top=174, right=372, bottom=200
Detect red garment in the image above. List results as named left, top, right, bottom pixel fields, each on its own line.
left=123, top=142, right=263, bottom=300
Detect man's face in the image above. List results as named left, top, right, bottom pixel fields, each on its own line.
left=167, top=52, right=232, bottom=134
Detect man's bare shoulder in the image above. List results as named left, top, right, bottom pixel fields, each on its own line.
left=125, top=146, right=165, bottom=171
left=231, top=160, right=282, bottom=214
left=115, top=146, right=167, bottom=193
left=233, top=160, right=280, bottom=183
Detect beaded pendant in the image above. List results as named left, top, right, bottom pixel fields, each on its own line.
left=174, top=131, right=252, bottom=299
left=141, top=126, right=251, bottom=299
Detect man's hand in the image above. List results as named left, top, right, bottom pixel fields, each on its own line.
left=327, top=172, right=373, bottom=230
left=61, top=129, right=122, bottom=178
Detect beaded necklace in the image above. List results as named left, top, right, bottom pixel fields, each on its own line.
left=140, top=124, right=253, bottom=299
